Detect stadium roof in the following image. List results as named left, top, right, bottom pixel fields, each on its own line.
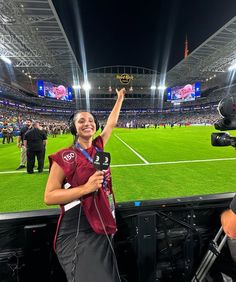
left=0, top=1, right=235, bottom=93
left=0, top=0, right=81, bottom=90
left=86, top=15, right=236, bottom=92
left=166, top=16, right=236, bottom=87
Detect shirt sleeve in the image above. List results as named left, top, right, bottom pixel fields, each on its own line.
left=230, top=195, right=236, bottom=214
left=48, top=151, right=61, bottom=171
left=48, top=148, right=76, bottom=178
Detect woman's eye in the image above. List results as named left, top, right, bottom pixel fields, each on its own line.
left=77, top=118, right=93, bottom=123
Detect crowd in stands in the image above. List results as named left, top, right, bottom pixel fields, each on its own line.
left=0, top=103, right=69, bottom=143
left=0, top=102, right=220, bottom=141
left=115, top=108, right=220, bottom=128
left=1, top=80, right=234, bottom=139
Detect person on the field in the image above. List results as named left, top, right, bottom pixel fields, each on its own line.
left=221, top=196, right=236, bottom=238
left=16, top=119, right=32, bottom=170
left=24, top=121, right=47, bottom=174
left=44, top=88, right=126, bottom=282
left=2, top=126, right=9, bottom=144
left=7, top=126, right=14, bottom=143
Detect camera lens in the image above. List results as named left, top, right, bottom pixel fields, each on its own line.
left=211, top=132, right=232, bottom=146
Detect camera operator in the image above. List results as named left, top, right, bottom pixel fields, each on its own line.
left=221, top=197, right=236, bottom=238
left=211, top=93, right=236, bottom=238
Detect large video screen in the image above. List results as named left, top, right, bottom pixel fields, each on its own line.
left=37, top=80, right=73, bottom=101
left=167, top=82, right=201, bottom=103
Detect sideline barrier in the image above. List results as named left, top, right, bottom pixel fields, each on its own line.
left=0, top=193, right=235, bottom=282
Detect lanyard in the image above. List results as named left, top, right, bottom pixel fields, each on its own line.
left=75, top=142, right=109, bottom=192
left=75, top=142, right=101, bottom=163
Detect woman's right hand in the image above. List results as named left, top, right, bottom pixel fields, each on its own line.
left=84, top=171, right=104, bottom=194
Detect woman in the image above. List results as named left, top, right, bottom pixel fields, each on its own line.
left=44, top=88, right=125, bottom=282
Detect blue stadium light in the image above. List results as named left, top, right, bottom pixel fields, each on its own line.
left=0, top=55, right=12, bottom=65
left=37, top=80, right=44, bottom=97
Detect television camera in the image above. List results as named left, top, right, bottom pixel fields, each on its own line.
left=211, top=93, right=236, bottom=148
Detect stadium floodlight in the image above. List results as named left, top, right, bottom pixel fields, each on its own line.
left=0, top=55, right=12, bottom=65
left=72, top=84, right=81, bottom=90
left=150, top=85, right=157, bottom=90
left=228, top=63, right=236, bottom=71
left=82, top=82, right=91, bottom=91
left=157, top=85, right=167, bottom=91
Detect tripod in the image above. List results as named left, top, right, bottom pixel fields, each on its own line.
left=191, top=227, right=227, bottom=282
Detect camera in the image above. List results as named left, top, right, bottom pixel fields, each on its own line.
left=211, top=93, right=236, bottom=148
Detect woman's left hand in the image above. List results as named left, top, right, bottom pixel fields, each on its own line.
left=221, top=209, right=236, bottom=238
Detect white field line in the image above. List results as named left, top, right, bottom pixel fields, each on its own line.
left=1, top=157, right=236, bottom=174
left=114, top=134, right=149, bottom=164
left=111, top=157, right=236, bottom=168
left=0, top=169, right=49, bottom=174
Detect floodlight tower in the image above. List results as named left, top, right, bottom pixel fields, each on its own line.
left=184, top=36, right=189, bottom=59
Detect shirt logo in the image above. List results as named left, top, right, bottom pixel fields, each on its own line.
left=62, top=151, right=76, bottom=163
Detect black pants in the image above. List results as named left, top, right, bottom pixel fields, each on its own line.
left=26, top=149, right=44, bottom=173
left=2, top=135, right=9, bottom=144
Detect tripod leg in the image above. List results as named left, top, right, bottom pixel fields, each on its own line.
left=227, top=238, right=236, bottom=264
left=191, top=228, right=227, bottom=282
left=197, top=235, right=227, bottom=281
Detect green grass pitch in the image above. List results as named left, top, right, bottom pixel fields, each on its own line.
left=1, top=126, right=236, bottom=213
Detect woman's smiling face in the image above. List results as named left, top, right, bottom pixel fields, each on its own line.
left=74, top=112, right=96, bottom=138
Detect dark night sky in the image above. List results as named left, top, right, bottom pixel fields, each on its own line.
left=53, top=0, right=236, bottom=72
